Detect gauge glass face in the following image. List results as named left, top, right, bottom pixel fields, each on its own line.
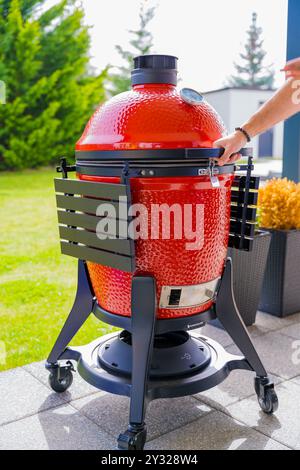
left=180, top=88, right=204, bottom=105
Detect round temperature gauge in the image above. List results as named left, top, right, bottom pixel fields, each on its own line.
left=180, top=88, right=204, bottom=105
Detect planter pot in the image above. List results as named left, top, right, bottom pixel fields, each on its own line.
left=259, top=229, right=300, bottom=317
left=228, top=230, right=272, bottom=326
left=211, top=230, right=271, bottom=329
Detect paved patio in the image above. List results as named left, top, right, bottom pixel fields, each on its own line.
left=1, top=310, right=300, bottom=450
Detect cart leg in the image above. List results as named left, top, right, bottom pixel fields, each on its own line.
left=215, top=258, right=267, bottom=377
left=46, top=260, right=94, bottom=365
left=117, top=276, right=156, bottom=451
left=215, top=258, right=278, bottom=412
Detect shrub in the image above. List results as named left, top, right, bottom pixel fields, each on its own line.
left=0, top=0, right=108, bottom=170
left=258, top=178, right=300, bottom=230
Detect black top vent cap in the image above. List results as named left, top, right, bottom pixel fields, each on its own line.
left=131, top=54, right=178, bottom=86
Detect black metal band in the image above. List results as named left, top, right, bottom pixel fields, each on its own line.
left=76, top=161, right=235, bottom=178
left=75, top=147, right=253, bottom=162
left=92, top=301, right=216, bottom=334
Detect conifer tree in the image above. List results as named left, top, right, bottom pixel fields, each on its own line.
left=108, top=0, right=156, bottom=96
left=228, top=12, right=274, bottom=89
left=0, top=0, right=107, bottom=169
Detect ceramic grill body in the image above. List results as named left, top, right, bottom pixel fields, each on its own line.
left=76, top=72, right=234, bottom=319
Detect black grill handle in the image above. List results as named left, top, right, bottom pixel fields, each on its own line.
left=75, top=147, right=253, bottom=162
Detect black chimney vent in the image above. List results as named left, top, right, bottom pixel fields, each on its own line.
left=131, top=54, right=178, bottom=86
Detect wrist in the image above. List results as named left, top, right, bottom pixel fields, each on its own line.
left=241, top=123, right=256, bottom=140
left=235, top=126, right=251, bottom=143
left=233, top=130, right=248, bottom=147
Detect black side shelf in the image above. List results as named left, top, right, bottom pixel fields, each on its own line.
left=55, top=159, right=135, bottom=273
left=229, top=157, right=260, bottom=252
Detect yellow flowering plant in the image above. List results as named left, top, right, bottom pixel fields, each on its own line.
left=258, top=178, right=300, bottom=230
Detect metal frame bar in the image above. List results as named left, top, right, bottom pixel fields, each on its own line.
left=93, top=300, right=214, bottom=334
left=76, top=161, right=235, bottom=178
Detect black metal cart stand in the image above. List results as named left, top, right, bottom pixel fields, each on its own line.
left=46, top=258, right=278, bottom=450
left=46, top=153, right=278, bottom=450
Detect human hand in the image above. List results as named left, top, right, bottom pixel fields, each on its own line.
left=282, top=58, right=300, bottom=78
left=213, top=131, right=247, bottom=166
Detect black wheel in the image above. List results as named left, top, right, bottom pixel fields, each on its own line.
left=258, top=388, right=278, bottom=414
left=48, top=368, right=73, bottom=393
left=117, top=428, right=147, bottom=450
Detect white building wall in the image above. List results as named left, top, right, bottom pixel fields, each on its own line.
left=273, top=121, right=284, bottom=158
left=204, top=88, right=284, bottom=158
left=204, top=89, right=231, bottom=132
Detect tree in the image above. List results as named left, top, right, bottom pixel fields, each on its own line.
left=228, top=12, right=274, bottom=89
left=108, top=0, right=156, bottom=96
left=0, top=0, right=108, bottom=170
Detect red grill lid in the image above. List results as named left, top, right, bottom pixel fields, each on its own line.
left=76, top=55, right=226, bottom=154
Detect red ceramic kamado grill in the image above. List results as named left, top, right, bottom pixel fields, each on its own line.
left=46, top=55, right=278, bottom=450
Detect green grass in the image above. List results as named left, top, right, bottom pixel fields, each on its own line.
left=0, top=168, right=116, bottom=371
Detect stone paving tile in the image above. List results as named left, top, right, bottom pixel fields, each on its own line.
left=0, top=367, right=65, bottom=426
left=71, top=392, right=212, bottom=441
left=194, top=370, right=282, bottom=410
left=291, top=375, right=300, bottom=386
left=247, top=323, right=270, bottom=337
left=255, top=311, right=300, bottom=333
left=278, top=323, right=300, bottom=341
left=227, top=331, right=300, bottom=380
left=199, top=320, right=268, bottom=349
left=24, top=360, right=99, bottom=402
left=146, top=410, right=289, bottom=450
left=226, top=380, right=300, bottom=450
left=0, top=403, right=113, bottom=450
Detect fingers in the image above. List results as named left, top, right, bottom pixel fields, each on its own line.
left=228, top=153, right=242, bottom=164
left=213, top=132, right=246, bottom=165
left=213, top=137, right=228, bottom=149
left=213, top=138, right=234, bottom=166
left=218, top=147, right=236, bottom=166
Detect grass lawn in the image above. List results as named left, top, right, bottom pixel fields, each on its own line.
left=0, top=168, right=116, bottom=371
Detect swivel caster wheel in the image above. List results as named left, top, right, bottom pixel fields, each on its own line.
left=117, top=426, right=147, bottom=451
left=255, top=376, right=279, bottom=415
left=47, top=361, right=74, bottom=393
